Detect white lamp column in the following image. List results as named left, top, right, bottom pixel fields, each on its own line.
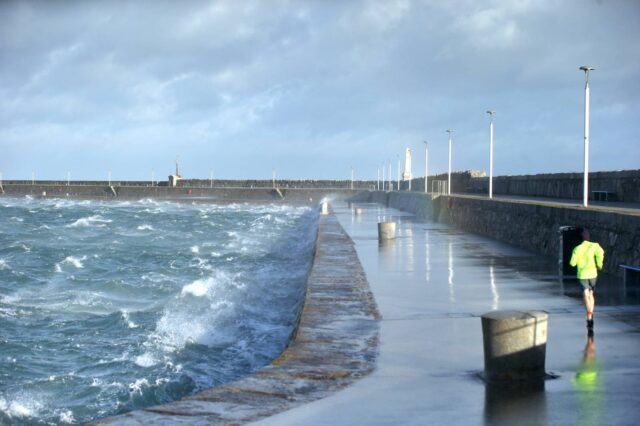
left=580, top=66, right=594, bottom=207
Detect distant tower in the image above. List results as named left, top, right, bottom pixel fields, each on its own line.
left=169, top=155, right=183, bottom=187
left=403, top=148, right=412, bottom=182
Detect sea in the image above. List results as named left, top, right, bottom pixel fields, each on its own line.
left=0, top=196, right=318, bottom=425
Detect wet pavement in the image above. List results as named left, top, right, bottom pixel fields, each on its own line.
left=254, top=202, right=640, bottom=426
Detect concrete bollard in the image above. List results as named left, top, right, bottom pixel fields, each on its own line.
left=378, top=221, right=396, bottom=241
left=321, top=202, right=329, bottom=215
left=481, top=310, right=548, bottom=382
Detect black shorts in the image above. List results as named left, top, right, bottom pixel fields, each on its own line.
left=580, top=278, right=597, bottom=291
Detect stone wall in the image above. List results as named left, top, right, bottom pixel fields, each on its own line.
left=351, top=191, right=640, bottom=275
left=2, top=179, right=376, bottom=191
left=407, top=169, right=640, bottom=202
left=1, top=184, right=359, bottom=204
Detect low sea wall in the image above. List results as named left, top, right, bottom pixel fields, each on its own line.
left=1, top=183, right=358, bottom=204
left=351, top=191, right=640, bottom=276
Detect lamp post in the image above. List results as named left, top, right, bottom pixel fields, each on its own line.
left=67, top=171, right=70, bottom=186
left=108, top=170, right=111, bottom=187
left=446, top=129, right=453, bottom=195
left=423, top=141, right=428, bottom=193
left=486, top=110, right=495, bottom=199
left=397, top=155, right=400, bottom=191
left=351, top=167, right=354, bottom=190
left=377, top=167, right=380, bottom=191
left=580, top=66, right=594, bottom=207
left=382, top=163, right=385, bottom=191
left=388, top=161, right=392, bottom=191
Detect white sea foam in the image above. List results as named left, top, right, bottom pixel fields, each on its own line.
left=181, top=278, right=212, bottom=297
left=190, top=245, right=199, bottom=253
left=0, top=258, right=8, bottom=270
left=137, top=224, right=154, bottom=231
left=121, top=311, right=138, bottom=328
left=66, top=215, right=112, bottom=228
left=58, top=410, right=75, bottom=424
left=0, top=396, right=43, bottom=419
left=128, top=378, right=150, bottom=394
left=55, top=255, right=87, bottom=271
left=134, top=353, right=158, bottom=368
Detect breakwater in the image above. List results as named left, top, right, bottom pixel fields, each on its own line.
left=350, top=191, right=640, bottom=276
left=1, top=183, right=360, bottom=204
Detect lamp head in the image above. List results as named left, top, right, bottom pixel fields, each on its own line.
left=486, top=110, right=495, bottom=115
left=579, top=66, right=595, bottom=72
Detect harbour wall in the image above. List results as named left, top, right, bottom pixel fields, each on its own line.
left=350, top=191, right=640, bottom=276
left=0, top=183, right=359, bottom=204
left=407, top=169, right=640, bottom=202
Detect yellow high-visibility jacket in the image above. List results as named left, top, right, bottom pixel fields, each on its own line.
left=570, top=241, right=605, bottom=279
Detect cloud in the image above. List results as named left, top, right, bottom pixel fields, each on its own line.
left=0, top=0, right=638, bottom=180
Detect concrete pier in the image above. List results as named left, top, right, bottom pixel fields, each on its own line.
left=256, top=203, right=640, bottom=426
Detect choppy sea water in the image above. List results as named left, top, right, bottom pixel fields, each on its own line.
left=0, top=197, right=318, bottom=425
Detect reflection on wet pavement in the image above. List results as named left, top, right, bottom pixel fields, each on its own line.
left=484, top=380, right=547, bottom=425
left=573, top=334, right=602, bottom=426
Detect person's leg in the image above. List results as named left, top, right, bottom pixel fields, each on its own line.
left=584, top=289, right=594, bottom=320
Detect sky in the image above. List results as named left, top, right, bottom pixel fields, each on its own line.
left=1, top=0, right=639, bottom=181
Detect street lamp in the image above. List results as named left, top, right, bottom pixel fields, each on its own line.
left=580, top=66, right=594, bottom=207
left=446, top=129, right=453, bottom=195
left=377, top=167, right=380, bottom=191
left=351, top=167, right=354, bottom=190
left=423, top=141, right=428, bottom=194
left=486, top=110, right=495, bottom=199
left=397, top=155, right=400, bottom=191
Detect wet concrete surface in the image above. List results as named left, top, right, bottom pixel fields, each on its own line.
left=254, top=202, right=640, bottom=425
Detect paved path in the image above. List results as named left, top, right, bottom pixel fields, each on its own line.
left=452, top=193, right=640, bottom=216
left=254, top=203, right=640, bottom=425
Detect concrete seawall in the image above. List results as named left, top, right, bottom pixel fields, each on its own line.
left=1, top=183, right=358, bottom=204
left=351, top=191, right=640, bottom=276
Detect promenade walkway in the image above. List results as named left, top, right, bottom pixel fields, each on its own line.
left=254, top=203, right=640, bottom=425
